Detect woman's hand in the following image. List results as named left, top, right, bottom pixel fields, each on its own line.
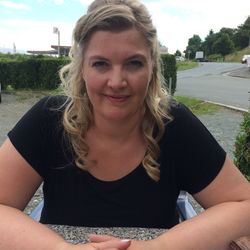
left=89, top=234, right=157, bottom=250
left=57, top=238, right=131, bottom=250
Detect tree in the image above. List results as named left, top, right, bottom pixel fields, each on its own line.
left=184, top=16, right=250, bottom=58
left=203, top=28, right=235, bottom=57
left=213, top=33, right=235, bottom=59
left=185, top=35, right=202, bottom=59
left=219, top=27, right=235, bottom=41
left=236, top=16, right=250, bottom=49
left=203, top=29, right=217, bottom=56
left=174, top=50, right=182, bottom=57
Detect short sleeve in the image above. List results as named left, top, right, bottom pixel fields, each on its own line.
left=167, top=101, right=226, bottom=194
left=8, top=96, right=66, bottom=178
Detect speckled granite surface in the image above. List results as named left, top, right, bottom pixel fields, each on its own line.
left=47, top=224, right=249, bottom=249
left=47, top=225, right=167, bottom=244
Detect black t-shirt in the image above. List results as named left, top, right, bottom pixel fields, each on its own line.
left=8, top=96, right=226, bottom=229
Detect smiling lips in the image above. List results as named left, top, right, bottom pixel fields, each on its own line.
left=104, top=94, right=130, bottom=103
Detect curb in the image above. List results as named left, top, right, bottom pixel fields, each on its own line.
left=223, top=72, right=250, bottom=79
left=204, top=100, right=248, bottom=113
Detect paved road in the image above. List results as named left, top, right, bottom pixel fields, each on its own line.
left=176, top=62, right=250, bottom=110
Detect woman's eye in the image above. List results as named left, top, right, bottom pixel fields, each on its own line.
left=127, top=60, right=144, bottom=68
left=92, top=61, right=109, bottom=68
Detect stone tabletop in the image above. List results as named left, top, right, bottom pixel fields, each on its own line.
left=47, top=225, right=250, bottom=250
left=47, top=225, right=167, bottom=244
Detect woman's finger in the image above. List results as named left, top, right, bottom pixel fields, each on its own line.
left=90, top=239, right=131, bottom=250
left=88, top=234, right=117, bottom=243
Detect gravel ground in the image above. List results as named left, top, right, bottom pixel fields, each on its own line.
left=189, top=109, right=244, bottom=213
left=0, top=93, right=244, bottom=215
left=0, top=93, right=45, bottom=214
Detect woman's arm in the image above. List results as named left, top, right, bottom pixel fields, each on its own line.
left=147, top=156, right=250, bottom=249
left=0, top=206, right=130, bottom=250
left=0, top=139, right=130, bottom=250
left=91, top=156, right=250, bottom=250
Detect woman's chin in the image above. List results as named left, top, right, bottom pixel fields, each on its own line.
left=98, top=110, right=136, bottom=122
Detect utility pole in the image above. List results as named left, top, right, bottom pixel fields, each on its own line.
left=13, top=43, right=16, bottom=54
left=53, top=27, right=60, bottom=57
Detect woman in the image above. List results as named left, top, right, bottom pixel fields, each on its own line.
left=0, top=0, right=250, bottom=249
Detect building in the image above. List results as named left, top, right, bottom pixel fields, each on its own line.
left=159, top=45, right=168, bottom=54
left=27, top=45, right=71, bottom=56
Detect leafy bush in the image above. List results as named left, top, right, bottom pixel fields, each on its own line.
left=207, top=54, right=224, bottom=62
left=161, top=54, right=177, bottom=95
left=0, top=53, right=177, bottom=92
left=38, top=59, right=65, bottom=89
left=234, top=110, right=250, bottom=181
left=0, top=57, right=69, bottom=90
left=0, top=53, right=52, bottom=61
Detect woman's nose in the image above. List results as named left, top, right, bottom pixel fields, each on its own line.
left=107, top=67, right=127, bottom=89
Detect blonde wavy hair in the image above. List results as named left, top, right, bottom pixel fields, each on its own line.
left=60, top=0, right=171, bottom=181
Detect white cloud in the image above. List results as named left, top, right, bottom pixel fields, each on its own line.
left=143, top=0, right=250, bottom=53
left=78, top=0, right=93, bottom=6
left=0, top=19, right=74, bottom=52
left=1, top=0, right=249, bottom=54
left=0, top=1, right=31, bottom=11
left=54, top=0, right=64, bottom=5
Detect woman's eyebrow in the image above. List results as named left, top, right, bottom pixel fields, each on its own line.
left=125, top=54, right=147, bottom=63
left=88, top=53, right=148, bottom=62
left=88, top=55, right=108, bottom=61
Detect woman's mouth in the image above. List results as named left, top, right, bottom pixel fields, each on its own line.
left=105, top=94, right=129, bottom=103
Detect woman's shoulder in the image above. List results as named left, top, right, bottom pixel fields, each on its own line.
left=36, top=95, right=69, bottom=111
left=167, top=98, right=190, bottom=117
left=163, top=98, right=208, bottom=140
left=11, top=95, right=69, bottom=129
left=164, top=98, right=194, bottom=126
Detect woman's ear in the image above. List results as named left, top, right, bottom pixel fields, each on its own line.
left=150, top=59, right=155, bottom=76
left=81, top=55, right=86, bottom=80
left=81, top=68, right=86, bottom=82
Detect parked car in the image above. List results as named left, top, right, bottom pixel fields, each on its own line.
left=175, top=56, right=185, bottom=61
left=241, top=54, right=250, bottom=64
left=246, top=57, right=250, bottom=68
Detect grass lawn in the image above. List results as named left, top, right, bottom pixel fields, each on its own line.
left=176, top=61, right=199, bottom=71
left=174, top=95, right=220, bottom=115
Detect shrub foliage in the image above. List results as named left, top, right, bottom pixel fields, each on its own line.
left=234, top=110, right=250, bottom=181
left=161, top=54, right=177, bottom=95
left=0, top=54, right=177, bottom=93
left=0, top=56, right=69, bottom=90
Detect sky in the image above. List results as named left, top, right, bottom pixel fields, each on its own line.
left=0, top=0, right=250, bottom=54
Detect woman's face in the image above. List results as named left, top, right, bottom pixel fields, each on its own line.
left=82, top=28, right=153, bottom=123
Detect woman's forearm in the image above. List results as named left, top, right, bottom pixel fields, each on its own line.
left=0, top=204, right=69, bottom=250
left=151, top=200, right=250, bottom=250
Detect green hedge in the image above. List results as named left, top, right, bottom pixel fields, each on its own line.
left=234, top=110, right=250, bottom=181
left=161, top=54, right=177, bottom=95
left=0, top=54, right=177, bottom=92
left=207, top=54, right=224, bottom=62
left=0, top=57, right=69, bottom=90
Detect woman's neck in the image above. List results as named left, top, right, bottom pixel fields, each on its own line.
left=89, top=112, right=144, bottom=144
